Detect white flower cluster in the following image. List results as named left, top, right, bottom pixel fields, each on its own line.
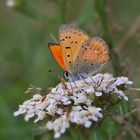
left=14, top=73, right=132, bottom=138
left=6, top=0, right=15, bottom=7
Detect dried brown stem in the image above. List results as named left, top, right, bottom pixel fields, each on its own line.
left=107, top=108, right=140, bottom=139
left=115, top=16, right=140, bottom=54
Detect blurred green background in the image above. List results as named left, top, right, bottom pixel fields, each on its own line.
left=0, top=0, right=140, bottom=140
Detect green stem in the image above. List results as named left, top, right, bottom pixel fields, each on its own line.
left=94, top=0, right=122, bottom=76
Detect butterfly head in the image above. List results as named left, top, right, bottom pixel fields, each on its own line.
left=64, top=71, right=84, bottom=82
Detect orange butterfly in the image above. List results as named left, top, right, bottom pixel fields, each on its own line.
left=48, top=24, right=109, bottom=81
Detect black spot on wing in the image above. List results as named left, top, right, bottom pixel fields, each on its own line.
left=65, top=46, right=71, bottom=49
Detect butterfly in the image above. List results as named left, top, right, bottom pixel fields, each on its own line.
left=48, top=24, right=109, bottom=81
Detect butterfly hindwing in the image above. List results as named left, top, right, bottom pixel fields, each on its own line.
left=73, top=37, right=109, bottom=77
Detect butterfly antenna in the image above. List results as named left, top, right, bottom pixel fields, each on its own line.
left=77, top=73, right=88, bottom=84
left=67, top=72, right=78, bottom=88
left=85, top=72, right=96, bottom=84
left=78, top=73, right=96, bottom=89
left=63, top=72, right=76, bottom=92
left=59, top=75, right=69, bottom=95
left=49, top=33, right=58, bottom=43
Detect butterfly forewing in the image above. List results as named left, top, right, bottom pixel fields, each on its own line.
left=73, top=37, right=109, bottom=77
left=48, top=43, right=67, bottom=71
left=59, top=24, right=89, bottom=73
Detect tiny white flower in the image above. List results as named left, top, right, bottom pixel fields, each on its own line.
left=33, top=94, right=43, bottom=100
left=54, top=132, right=61, bottom=139
left=95, top=91, right=102, bottom=96
left=34, top=111, right=46, bottom=123
left=46, top=121, right=53, bottom=130
left=13, top=106, right=26, bottom=116
left=46, top=103, right=57, bottom=115
left=92, top=115, right=98, bottom=121
left=46, top=114, right=70, bottom=138
left=83, top=86, right=95, bottom=93
left=24, top=110, right=35, bottom=121
left=115, top=90, right=129, bottom=101
left=84, top=121, right=92, bottom=128
left=61, top=96, right=71, bottom=105
left=123, top=96, right=129, bottom=101
left=56, top=108, right=63, bottom=115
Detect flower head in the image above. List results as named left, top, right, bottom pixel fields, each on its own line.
left=14, top=73, right=132, bottom=138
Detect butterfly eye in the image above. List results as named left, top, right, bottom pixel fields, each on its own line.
left=64, top=71, right=69, bottom=79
